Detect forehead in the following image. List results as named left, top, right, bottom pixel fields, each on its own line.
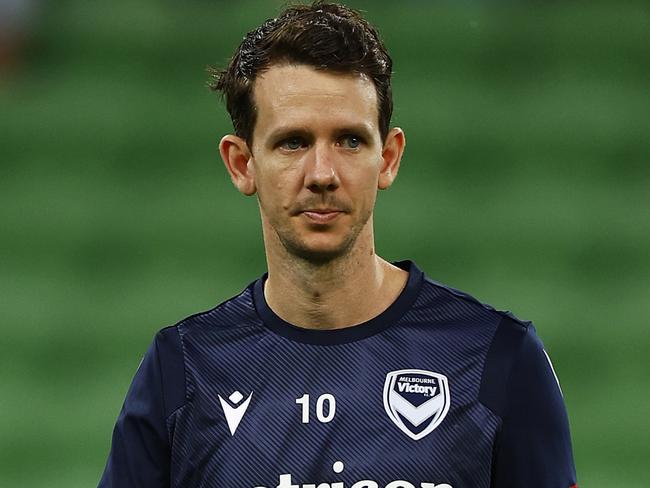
left=251, top=64, right=379, bottom=137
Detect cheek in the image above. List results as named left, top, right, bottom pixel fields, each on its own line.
left=342, top=174, right=379, bottom=215
left=346, top=162, right=381, bottom=193
left=255, top=164, right=302, bottom=206
left=360, top=162, right=382, bottom=204
left=362, top=186, right=378, bottom=211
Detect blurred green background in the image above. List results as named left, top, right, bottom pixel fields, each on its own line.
left=1, top=0, right=648, bottom=486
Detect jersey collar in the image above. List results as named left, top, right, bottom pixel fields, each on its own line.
left=252, top=260, right=424, bottom=345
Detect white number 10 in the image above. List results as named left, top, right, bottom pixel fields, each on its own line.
left=295, top=393, right=336, bottom=423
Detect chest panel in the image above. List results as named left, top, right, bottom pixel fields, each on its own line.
left=171, top=326, right=499, bottom=488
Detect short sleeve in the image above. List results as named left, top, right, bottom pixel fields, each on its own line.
left=98, top=326, right=185, bottom=488
left=481, top=317, right=578, bottom=488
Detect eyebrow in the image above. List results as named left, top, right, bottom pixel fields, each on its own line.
left=334, top=124, right=374, bottom=140
left=266, top=123, right=375, bottom=146
left=267, top=127, right=311, bottom=144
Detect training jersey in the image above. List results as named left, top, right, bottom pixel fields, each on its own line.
left=98, top=260, right=577, bottom=488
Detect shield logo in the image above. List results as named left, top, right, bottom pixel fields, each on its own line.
left=383, top=369, right=451, bottom=440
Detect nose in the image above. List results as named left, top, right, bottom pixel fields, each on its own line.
left=304, top=143, right=340, bottom=193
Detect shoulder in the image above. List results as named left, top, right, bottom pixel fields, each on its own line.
left=172, top=279, right=262, bottom=340
left=146, top=279, right=263, bottom=411
left=153, top=278, right=263, bottom=356
left=417, top=275, right=555, bottom=420
left=414, top=272, right=532, bottom=338
left=478, top=313, right=555, bottom=418
left=413, top=269, right=543, bottom=413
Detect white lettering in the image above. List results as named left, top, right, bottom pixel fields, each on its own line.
left=296, top=394, right=337, bottom=423
left=296, top=394, right=310, bottom=423
left=257, top=461, right=453, bottom=488
left=316, top=394, right=336, bottom=423
left=397, top=382, right=438, bottom=397
left=386, top=482, right=415, bottom=488
left=277, top=473, right=299, bottom=488
left=398, top=376, right=436, bottom=384
left=351, top=482, right=379, bottom=488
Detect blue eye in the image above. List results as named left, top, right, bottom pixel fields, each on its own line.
left=280, top=137, right=305, bottom=150
left=341, top=135, right=362, bottom=149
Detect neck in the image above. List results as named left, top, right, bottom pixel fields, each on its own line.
left=263, top=223, right=408, bottom=330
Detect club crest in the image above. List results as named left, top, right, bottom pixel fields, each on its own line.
left=383, top=369, right=451, bottom=440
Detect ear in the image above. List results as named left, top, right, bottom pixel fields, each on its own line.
left=219, top=134, right=256, bottom=196
left=378, top=127, right=406, bottom=190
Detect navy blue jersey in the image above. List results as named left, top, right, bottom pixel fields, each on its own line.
left=98, top=261, right=577, bottom=488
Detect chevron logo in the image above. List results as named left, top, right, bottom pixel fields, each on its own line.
left=218, top=390, right=253, bottom=436
left=383, top=369, right=451, bottom=440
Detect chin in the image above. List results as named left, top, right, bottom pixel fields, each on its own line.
left=280, top=234, right=356, bottom=265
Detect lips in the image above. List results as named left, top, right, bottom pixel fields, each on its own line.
left=301, top=209, right=342, bottom=224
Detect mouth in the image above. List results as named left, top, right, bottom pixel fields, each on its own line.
left=300, top=209, right=343, bottom=224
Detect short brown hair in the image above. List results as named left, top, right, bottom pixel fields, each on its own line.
left=209, top=1, right=393, bottom=144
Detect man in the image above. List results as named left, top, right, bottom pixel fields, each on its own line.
left=99, top=2, right=578, bottom=487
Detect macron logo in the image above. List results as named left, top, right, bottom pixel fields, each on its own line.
left=218, top=390, right=253, bottom=436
